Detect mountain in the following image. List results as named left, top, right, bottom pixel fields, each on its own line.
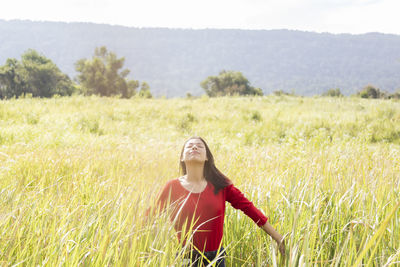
left=1, top=19, right=400, bottom=97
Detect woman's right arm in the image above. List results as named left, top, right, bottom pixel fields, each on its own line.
left=145, top=180, right=174, bottom=219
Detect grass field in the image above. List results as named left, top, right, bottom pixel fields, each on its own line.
left=0, top=95, right=399, bottom=266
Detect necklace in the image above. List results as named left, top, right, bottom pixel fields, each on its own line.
left=179, top=176, right=207, bottom=193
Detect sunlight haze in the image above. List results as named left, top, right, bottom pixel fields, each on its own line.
left=1, top=0, right=399, bottom=34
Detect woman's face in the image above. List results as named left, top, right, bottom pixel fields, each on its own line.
left=181, top=138, right=208, bottom=163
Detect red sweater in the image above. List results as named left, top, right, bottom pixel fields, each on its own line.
left=156, top=179, right=268, bottom=252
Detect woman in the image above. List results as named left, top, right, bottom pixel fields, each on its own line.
left=153, top=137, right=285, bottom=266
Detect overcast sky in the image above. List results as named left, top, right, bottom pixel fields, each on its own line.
left=1, top=0, right=399, bottom=34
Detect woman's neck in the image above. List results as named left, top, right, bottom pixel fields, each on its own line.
left=185, top=162, right=205, bottom=182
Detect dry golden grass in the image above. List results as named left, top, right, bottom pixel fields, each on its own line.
left=0, top=95, right=399, bottom=266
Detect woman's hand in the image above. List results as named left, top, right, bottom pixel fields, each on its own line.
left=277, top=238, right=285, bottom=257
left=261, top=221, right=286, bottom=257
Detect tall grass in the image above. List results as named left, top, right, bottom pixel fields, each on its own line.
left=0, top=95, right=399, bottom=266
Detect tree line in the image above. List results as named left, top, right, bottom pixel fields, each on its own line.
left=0, top=47, right=152, bottom=99
left=1, top=46, right=399, bottom=99
left=318, top=86, right=400, bottom=99
left=0, top=46, right=264, bottom=99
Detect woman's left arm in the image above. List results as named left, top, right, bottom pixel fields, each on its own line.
left=225, top=184, right=286, bottom=256
left=261, top=221, right=285, bottom=257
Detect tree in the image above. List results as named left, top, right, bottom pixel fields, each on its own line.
left=0, top=58, right=26, bottom=98
left=20, top=50, right=75, bottom=97
left=200, top=70, right=263, bottom=97
left=75, top=46, right=139, bottom=98
left=0, top=50, right=75, bottom=98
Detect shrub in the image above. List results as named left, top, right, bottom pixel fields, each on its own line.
left=358, top=85, right=385, bottom=99
left=323, top=88, right=343, bottom=97
left=388, top=89, right=400, bottom=99
left=273, top=90, right=293, bottom=96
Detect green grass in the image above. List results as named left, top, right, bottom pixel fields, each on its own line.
left=0, top=95, right=399, bottom=266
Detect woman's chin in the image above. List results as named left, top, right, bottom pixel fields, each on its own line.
left=185, top=157, right=205, bottom=163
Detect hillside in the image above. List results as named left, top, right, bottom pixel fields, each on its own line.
left=1, top=19, right=400, bottom=96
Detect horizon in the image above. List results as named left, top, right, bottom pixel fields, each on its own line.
left=2, top=18, right=399, bottom=37
left=1, top=0, right=400, bottom=35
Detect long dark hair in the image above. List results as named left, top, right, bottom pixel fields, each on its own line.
left=180, top=137, right=231, bottom=194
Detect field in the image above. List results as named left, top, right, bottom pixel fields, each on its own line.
left=0, top=95, right=399, bottom=266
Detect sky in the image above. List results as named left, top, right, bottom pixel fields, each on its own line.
left=1, top=0, right=399, bottom=35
